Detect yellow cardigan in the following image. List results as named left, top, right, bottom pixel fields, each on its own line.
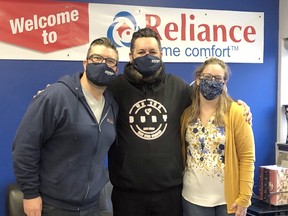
left=181, top=102, right=255, bottom=213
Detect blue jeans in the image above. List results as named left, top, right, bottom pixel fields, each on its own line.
left=42, top=203, right=101, bottom=216
left=183, top=197, right=234, bottom=216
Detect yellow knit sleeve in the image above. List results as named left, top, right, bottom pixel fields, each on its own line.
left=231, top=102, right=255, bottom=207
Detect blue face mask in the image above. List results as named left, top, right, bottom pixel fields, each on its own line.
left=132, top=54, right=162, bottom=78
left=86, top=63, right=116, bottom=86
left=199, top=79, right=224, bottom=100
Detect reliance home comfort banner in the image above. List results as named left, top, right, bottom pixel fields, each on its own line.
left=0, top=1, right=264, bottom=63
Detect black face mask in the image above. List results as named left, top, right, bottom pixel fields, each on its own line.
left=199, top=79, right=224, bottom=100
left=86, top=63, right=116, bottom=86
left=132, top=54, right=162, bottom=78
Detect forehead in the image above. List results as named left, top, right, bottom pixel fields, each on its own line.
left=203, top=63, right=225, bottom=75
left=134, top=37, right=159, bottom=50
left=89, top=45, right=117, bottom=59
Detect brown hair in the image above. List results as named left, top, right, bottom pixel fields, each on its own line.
left=181, top=57, right=233, bottom=165
left=188, top=57, right=232, bottom=126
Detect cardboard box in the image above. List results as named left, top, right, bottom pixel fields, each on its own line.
left=259, top=165, right=288, bottom=205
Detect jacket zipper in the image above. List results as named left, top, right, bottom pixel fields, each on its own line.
left=82, top=107, right=110, bottom=201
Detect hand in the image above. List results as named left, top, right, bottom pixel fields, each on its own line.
left=236, top=99, right=252, bottom=125
left=23, top=196, right=42, bottom=216
left=33, top=84, right=51, bottom=98
left=230, top=202, right=247, bottom=216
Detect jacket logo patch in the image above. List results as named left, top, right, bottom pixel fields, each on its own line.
left=107, top=118, right=114, bottom=124
left=129, top=98, right=168, bottom=140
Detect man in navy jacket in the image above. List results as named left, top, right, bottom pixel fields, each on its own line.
left=12, top=37, right=119, bottom=216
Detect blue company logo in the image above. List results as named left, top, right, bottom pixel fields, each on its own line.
left=107, top=11, right=139, bottom=48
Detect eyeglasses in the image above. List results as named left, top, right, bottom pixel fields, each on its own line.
left=200, top=73, right=225, bottom=82
left=88, top=54, right=117, bottom=67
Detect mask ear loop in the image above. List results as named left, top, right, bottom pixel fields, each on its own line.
left=190, top=80, right=195, bottom=86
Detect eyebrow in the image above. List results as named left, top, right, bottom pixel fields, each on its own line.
left=136, top=48, right=158, bottom=52
left=90, top=53, right=117, bottom=60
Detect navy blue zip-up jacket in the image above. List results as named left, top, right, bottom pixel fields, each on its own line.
left=12, top=72, right=118, bottom=210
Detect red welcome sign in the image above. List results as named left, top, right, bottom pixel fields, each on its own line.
left=0, top=1, right=89, bottom=53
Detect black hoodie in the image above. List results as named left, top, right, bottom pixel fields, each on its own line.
left=108, top=63, right=191, bottom=192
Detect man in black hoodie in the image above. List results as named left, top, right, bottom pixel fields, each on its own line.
left=108, top=28, right=251, bottom=216
left=108, top=27, right=189, bottom=216
left=12, top=37, right=119, bottom=216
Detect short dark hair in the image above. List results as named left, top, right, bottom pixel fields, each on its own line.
left=130, top=27, right=161, bottom=53
left=86, top=37, right=119, bottom=60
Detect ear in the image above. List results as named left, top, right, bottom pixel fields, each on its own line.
left=83, top=60, right=88, bottom=71
left=129, top=52, right=133, bottom=63
left=196, top=77, right=200, bottom=86
left=114, top=67, right=119, bottom=75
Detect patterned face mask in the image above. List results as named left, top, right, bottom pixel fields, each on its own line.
left=199, top=79, right=224, bottom=100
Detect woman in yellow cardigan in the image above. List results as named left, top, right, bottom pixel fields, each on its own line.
left=181, top=57, right=255, bottom=216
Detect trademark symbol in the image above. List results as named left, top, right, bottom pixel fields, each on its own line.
left=231, top=46, right=239, bottom=51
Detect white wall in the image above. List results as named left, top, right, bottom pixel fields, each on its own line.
left=277, top=0, right=288, bottom=144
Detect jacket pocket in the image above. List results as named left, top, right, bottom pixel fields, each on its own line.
left=41, top=162, right=90, bottom=203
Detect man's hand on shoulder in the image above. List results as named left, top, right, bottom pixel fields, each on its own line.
left=236, top=99, right=252, bottom=125
left=33, top=84, right=51, bottom=98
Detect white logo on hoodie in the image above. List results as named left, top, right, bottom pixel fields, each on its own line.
left=129, top=98, right=168, bottom=140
